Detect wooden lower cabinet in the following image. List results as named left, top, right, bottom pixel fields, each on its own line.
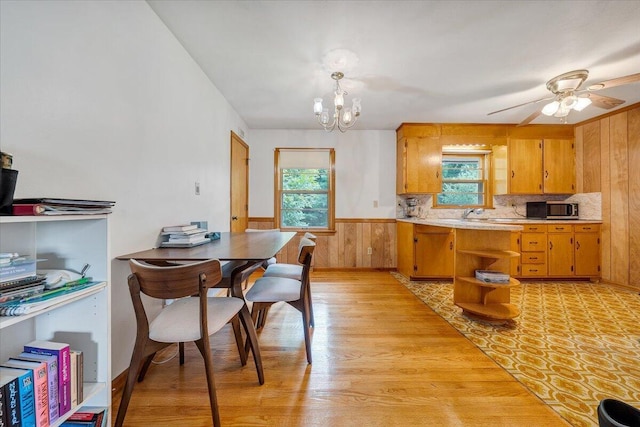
left=397, top=222, right=454, bottom=280
left=514, top=222, right=600, bottom=279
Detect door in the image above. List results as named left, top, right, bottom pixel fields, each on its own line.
left=230, top=131, right=249, bottom=232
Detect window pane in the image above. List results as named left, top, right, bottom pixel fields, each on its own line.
left=442, top=161, right=482, bottom=180
left=282, top=168, right=329, bottom=190
left=281, top=193, right=328, bottom=227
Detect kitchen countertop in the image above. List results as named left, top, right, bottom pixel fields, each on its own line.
left=397, top=217, right=602, bottom=231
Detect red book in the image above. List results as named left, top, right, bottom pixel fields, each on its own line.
left=11, top=204, right=46, bottom=216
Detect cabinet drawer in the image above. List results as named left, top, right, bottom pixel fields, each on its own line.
left=522, top=224, right=546, bottom=232
left=521, top=233, right=548, bottom=251
left=575, top=224, right=600, bottom=233
left=521, top=251, right=546, bottom=264
left=548, top=224, right=572, bottom=233
left=521, top=264, right=547, bottom=276
left=415, top=224, right=453, bottom=234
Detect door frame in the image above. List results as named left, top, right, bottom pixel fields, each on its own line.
left=230, top=131, right=249, bottom=232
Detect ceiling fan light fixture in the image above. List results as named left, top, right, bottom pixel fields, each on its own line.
left=541, top=101, right=560, bottom=116
left=560, top=94, right=578, bottom=110
left=573, top=97, right=592, bottom=111
left=553, top=103, right=572, bottom=118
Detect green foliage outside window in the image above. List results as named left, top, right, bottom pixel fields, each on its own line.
left=281, top=168, right=329, bottom=227
left=437, top=157, right=485, bottom=206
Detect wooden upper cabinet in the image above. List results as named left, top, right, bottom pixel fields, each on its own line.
left=396, top=136, right=442, bottom=194
left=508, top=139, right=543, bottom=194
left=508, top=138, right=575, bottom=195
left=543, top=139, right=575, bottom=194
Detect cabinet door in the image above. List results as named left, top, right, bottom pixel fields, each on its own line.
left=396, top=221, right=415, bottom=278
left=414, top=226, right=454, bottom=278
left=548, top=232, right=574, bottom=276
left=400, top=137, right=442, bottom=194
left=510, top=231, right=521, bottom=277
left=508, top=139, right=543, bottom=194
left=575, top=231, right=600, bottom=277
left=543, top=139, right=575, bottom=194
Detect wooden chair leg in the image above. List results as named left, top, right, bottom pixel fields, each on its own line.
left=302, top=307, right=313, bottom=364
left=115, top=340, right=149, bottom=427
left=194, top=338, right=221, bottom=427
left=230, top=315, right=247, bottom=365
left=137, top=353, right=156, bottom=382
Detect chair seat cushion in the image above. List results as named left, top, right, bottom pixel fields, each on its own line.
left=149, top=296, right=244, bottom=343
left=245, top=276, right=302, bottom=303
left=262, top=263, right=302, bottom=280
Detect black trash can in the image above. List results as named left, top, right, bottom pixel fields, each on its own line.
left=598, top=399, right=640, bottom=427
left=0, top=168, right=19, bottom=215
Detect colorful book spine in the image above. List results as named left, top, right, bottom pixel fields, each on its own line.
left=2, top=360, right=48, bottom=427
left=16, top=352, right=59, bottom=424
left=0, top=367, right=35, bottom=427
left=0, top=381, right=6, bottom=427
left=23, top=340, right=71, bottom=416
left=0, top=371, right=21, bottom=427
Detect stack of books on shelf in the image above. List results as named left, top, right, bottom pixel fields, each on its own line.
left=160, top=224, right=210, bottom=248
left=11, top=198, right=115, bottom=216
left=475, top=270, right=511, bottom=284
left=0, top=253, right=46, bottom=305
left=0, top=257, right=101, bottom=317
left=0, top=340, right=101, bottom=427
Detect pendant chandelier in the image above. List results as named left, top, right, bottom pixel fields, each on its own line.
left=313, top=72, right=361, bottom=133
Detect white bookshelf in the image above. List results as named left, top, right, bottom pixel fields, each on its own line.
left=0, top=215, right=111, bottom=426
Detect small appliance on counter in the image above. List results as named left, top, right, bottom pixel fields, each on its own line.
left=405, top=197, right=419, bottom=217
left=526, top=201, right=579, bottom=219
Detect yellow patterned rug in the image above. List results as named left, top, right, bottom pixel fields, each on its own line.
left=392, top=273, right=640, bottom=427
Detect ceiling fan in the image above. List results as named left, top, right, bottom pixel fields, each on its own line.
left=488, top=70, right=640, bottom=126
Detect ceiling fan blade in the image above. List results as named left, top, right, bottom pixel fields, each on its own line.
left=517, top=108, right=543, bottom=127
left=588, top=73, right=640, bottom=91
left=584, top=92, right=626, bottom=109
left=487, top=96, right=554, bottom=116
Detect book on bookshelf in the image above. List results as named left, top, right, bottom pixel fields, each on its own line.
left=60, top=406, right=107, bottom=427
left=15, top=353, right=59, bottom=424
left=12, top=204, right=113, bottom=216
left=0, top=368, right=22, bottom=427
left=0, top=275, right=45, bottom=292
left=0, top=259, right=37, bottom=283
left=70, top=351, right=83, bottom=406
left=2, top=359, right=49, bottom=427
left=0, top=367, right=35, bottom=427
left=0, top=283, right=46, bottom=304
left=23, top=341, right=71, bottom=416
left=0, top=281, right=102, bottom=316
left=11, top=198, right=115, bottom=207
left=159, top=238, right=211, bottom=248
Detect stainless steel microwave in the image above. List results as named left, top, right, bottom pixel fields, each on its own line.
left=526, top=201, right=579, bottom=219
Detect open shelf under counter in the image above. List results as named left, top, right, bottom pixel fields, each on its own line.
left=456, top=276, right=520, bottom=288
left=456, top=249, right=520, bottom=259
left=456, top=302, right=521, bottom=320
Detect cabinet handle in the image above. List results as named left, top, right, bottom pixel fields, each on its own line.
left=531, top=257, right=538, bottom=260
left=511, top=171, right=515, bottom=178
left=549, top=242, right=553, bottom=250
left=232, top=216, right=238, bottom=220
left=449, top=241, right=453, bottom=250
left=436, top=171, right=439, bottom=178
left=576, top=241, right=581, bottom=250
left=545, top=170, right=549, bottom=178
left=583, top=227, right=591, bottom=230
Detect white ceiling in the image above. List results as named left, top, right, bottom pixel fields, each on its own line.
left=147, top=0, right=640, bottom=130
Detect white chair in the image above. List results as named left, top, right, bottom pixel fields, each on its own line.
left=245, top=237, right=316, bottom=363
left=115, top=259, right=247, bottom=427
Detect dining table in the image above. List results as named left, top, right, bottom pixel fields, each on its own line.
left=116, top=230, right=297, bottom=385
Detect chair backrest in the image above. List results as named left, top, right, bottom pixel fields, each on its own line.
left=303, top=232, right=317, bottom=242
left=128, top=258, right=222, bottom=300
left=297, top=237, right=316, bottom=267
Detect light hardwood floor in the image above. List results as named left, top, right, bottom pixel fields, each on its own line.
left=111, top=271, right=568, bottom=426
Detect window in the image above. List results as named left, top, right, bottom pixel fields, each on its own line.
left=436, top=152, right=488, bottom=207
left=274, top=148, right=335, bottom=231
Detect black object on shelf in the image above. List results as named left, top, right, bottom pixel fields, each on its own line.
left=598, top=399, right=640, bottom=427
left=0, top=168, right=19, bottom=215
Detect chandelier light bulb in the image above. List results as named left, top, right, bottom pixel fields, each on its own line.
left=313, top=98, right=323, bottom=115
left=334, top=92, right=344, bottom=109
left=320, top=108, right=330, bottom=125
left=342, top=108, right=352, bottom=125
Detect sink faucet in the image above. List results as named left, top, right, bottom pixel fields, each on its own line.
left=462, top=208, right=484, bottom=219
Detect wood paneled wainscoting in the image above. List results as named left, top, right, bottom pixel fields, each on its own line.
left=248, top=218, right=397, bottom=269
left=575, top=103, right=640, bottom=291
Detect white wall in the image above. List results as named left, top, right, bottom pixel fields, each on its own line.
left=249, top=129, right=397, bottom=219
left=1, top=1, right=248, bottom=377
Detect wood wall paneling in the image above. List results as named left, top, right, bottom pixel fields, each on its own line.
left=575, top=126, right=583, bottom=194
left=609, top=112, right=630, bottom=286
left=628, top=108, right=640, bottom=287
left=247, top=218, right=397, bottom=270
left=582, top=121, right=602, bottom=193
left=600, top=118, right=612, bottom=282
